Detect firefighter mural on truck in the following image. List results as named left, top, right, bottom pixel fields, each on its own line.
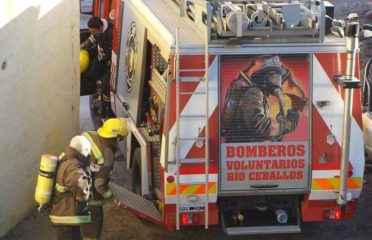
left=222, top=55, right=308, bottom=143
left=220, top=55, right=310, bottom=191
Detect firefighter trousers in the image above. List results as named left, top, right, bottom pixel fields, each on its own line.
left=81, top=205, right=104, bottom=240
left=53, top=225, right=81, bottom=240
left=87, top=58, right=109, bottom=82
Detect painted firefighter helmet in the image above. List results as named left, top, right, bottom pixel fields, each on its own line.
left=250, top=56, right=286, bottom=92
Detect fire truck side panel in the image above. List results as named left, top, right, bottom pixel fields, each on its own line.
left=109, top=0, right=123, bottom=113
left=162, top=55, right=220, bottom=214
left=300, top=53, right=364, bottom=221
left=165, top=55, right=219, bottom=169
left=113, top=1, right=158, bottom=197
left=109, top=0, right=366, bottom=228
left=162, top=202, right=219, bottom=227
left=115, top=2, right=148, bottom=124
left=120, top=0, right=176, bottom=58
left=301, top=196, right=358, bottom=222
left=309, top=53, right=364, bottom=201
left=93, top=0, right=115, bottom=20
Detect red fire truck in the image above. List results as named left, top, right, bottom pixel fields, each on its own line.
left=81, top=0, right=367, bottom=235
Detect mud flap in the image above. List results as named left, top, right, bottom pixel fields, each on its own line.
left=110, top=183, right=173, bottom=230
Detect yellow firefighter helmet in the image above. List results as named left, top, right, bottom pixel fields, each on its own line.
left=80, top=49, right=90, bottom=73
left=35, top=154, right=60, bottom=210
left=98, top=118, right=128, bottom=138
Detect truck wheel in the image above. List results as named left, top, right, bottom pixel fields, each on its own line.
left=89, top=93, right=104, bottom=129
left=132, top=148, right=142, bottom=195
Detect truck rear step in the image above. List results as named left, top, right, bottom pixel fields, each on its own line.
left=222, top=225, right=301, bottom=235
left=110, top=183, right=170, bottom=229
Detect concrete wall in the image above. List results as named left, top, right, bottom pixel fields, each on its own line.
left=0, top=0, right=80, bottom=237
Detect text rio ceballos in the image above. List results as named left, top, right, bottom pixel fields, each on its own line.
left=225, top=144, right=306, bottom=181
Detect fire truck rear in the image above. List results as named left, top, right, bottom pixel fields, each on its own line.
left=106, top=0, right=365, bottom=235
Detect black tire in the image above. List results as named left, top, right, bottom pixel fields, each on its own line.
left=89, top=93, right=104, bottom=129
left=132, top=148, right=142, bottom=195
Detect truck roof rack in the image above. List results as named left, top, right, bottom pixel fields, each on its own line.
left=175, top=0, right=328, bottom=43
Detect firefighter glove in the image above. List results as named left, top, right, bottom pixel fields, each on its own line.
left=286, top=109, right=300, bottom=131
left=103, top=189, right=113, bottom=200
left=277, top=108, right=300, bottom=135
left=75, top=201, right=90, bottom=215
left=89, top=162, right=101, bottom=172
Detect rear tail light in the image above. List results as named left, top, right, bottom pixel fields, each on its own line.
left=181, top=213, right=189, bottom=225
left=334, top=208, right=342, bottom=220
left=324, top=208, right=342, bottom=220
left=180, top=213, right=201, bottom=225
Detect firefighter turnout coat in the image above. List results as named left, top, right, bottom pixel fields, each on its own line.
left=83, top=131, right=115, bottom=205
left=49, top=147, right=92, bottom=225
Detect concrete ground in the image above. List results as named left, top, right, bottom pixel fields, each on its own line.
left=79, top=95, right=95, bottom=131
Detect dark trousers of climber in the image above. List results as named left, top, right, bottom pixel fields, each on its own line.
left=81, top=206, right=104, bottom=240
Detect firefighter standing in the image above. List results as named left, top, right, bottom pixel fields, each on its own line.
left=80, top=118, right=128, bottom=240
left=49, top=135, right=92, bottom=240
left=80, top=16, right=113, bottom=100
left=80, top=16, right=113, bottom=80
left=80, top=16, right=114, bottom=117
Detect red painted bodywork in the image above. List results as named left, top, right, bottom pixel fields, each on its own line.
left=93, top=1, right=364, bottom=228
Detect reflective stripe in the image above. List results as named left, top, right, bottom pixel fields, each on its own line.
left=35, top=190, right=52, bottom=196
left=87, top=35, right=96, bottom=47
left=40, top=162, right=58, bottom=168
left=103, top=190, right=113, bottom=199
left=76, top=196, right=89, bottom=201
left=166, top=182, right=217, bottom=195
left=49, top=215, right=91, bottom=224
left=82, top=132, right=104, bottom=165
left=312, top=177, right=362, bottom=190
left=88, top=200, right=104, bottom=206
left=58, top=152, right=65, bottom=160
left=55, top=183, right=69, bottom=193
left=103, top=94, right=110, bottom=102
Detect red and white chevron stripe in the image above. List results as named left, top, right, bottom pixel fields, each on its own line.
left=161, top=55, right=219, bottom=173
left=310, top=53, right=364, bottom=200
left=160, top=55, right=219, bottom=203
left=159, top=53, right=364, bottom=202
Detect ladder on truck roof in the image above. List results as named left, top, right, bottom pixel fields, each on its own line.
left=174, top=19, right=211, bottom=230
